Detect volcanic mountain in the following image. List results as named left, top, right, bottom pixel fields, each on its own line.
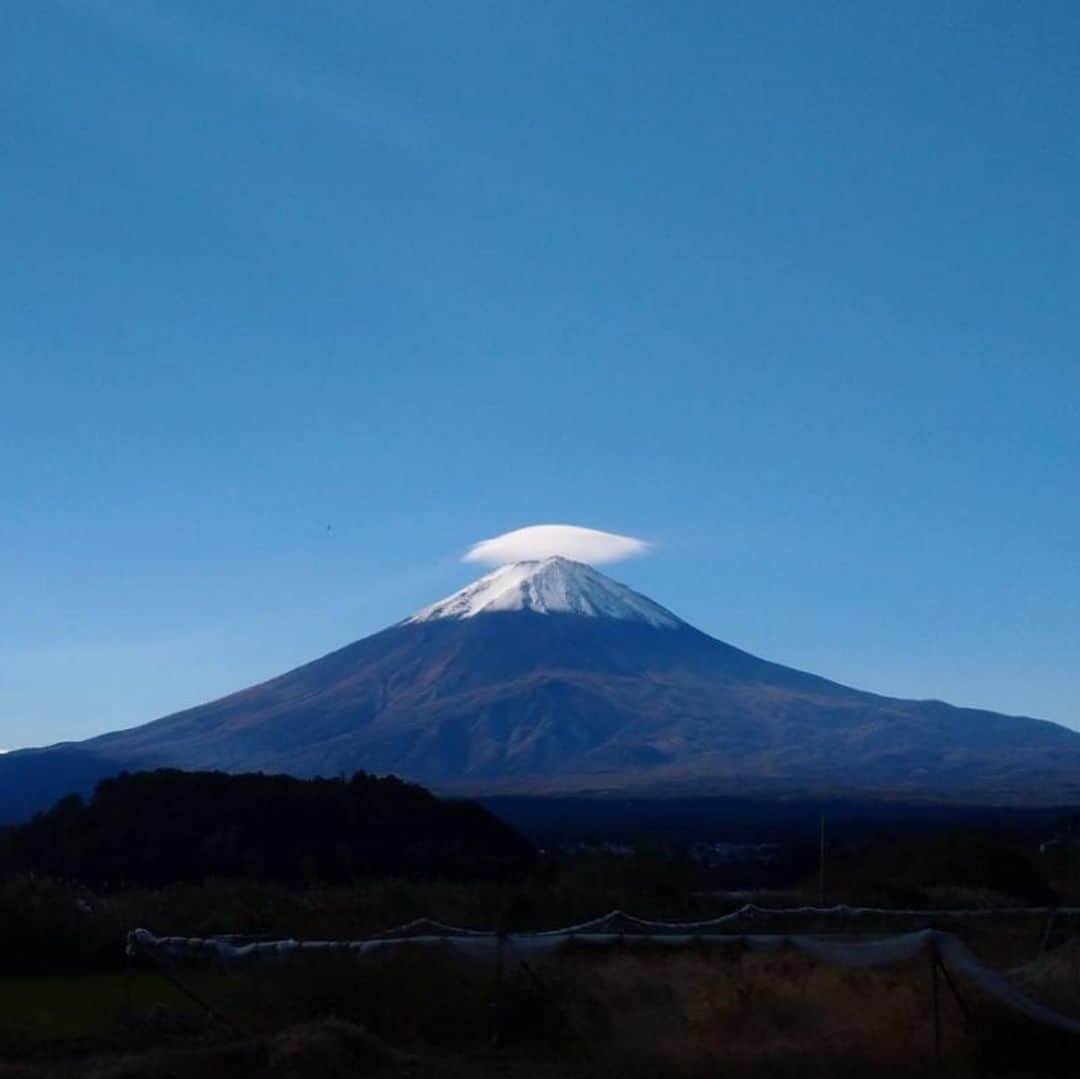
left=3, top=556, right=1079, bottom=821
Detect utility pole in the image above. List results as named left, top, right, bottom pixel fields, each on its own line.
left=931, top=944, right=942, bottom=1060
left=818, top=812, right=826, bottom=906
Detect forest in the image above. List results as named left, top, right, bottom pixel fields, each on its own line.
left=0, top=769, right=535, bottom=888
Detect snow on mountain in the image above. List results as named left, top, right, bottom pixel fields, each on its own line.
left=6, top=548, right=1080, bottom=823
left=404, top=556, right=683, bottom=629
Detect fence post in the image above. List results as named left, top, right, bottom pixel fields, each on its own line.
left=1039, top=910, right=1057, bottom=957
left=931, top=938, right=942, bottom=1060
left=123, top=946, right=134, bottom=1020
left=491, top=932, right=505, bottom=1047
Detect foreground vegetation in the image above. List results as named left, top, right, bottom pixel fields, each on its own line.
left=2, top=817, right=1076, bottom=976
left=3, top=774, right=1080, bottom=1075
left=2, top=843, right=1080, bottom=1076
left=1, top=940, right=1078, bottom=1078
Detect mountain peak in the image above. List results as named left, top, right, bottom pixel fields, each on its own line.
left=404, top=556, right=683, bottom=629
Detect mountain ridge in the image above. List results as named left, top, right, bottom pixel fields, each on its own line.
left=2, top=559, right=1079, bottom=820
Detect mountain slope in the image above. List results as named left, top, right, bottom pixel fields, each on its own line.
left=2, top=556, right=1079, bottom=819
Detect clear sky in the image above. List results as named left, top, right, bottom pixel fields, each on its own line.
left=3, top=1, right=1078, bottom=750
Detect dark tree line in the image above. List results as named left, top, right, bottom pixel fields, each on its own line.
left=0, top=769, right=535, bottom=888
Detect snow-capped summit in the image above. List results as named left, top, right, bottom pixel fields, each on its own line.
left=6, top=544, right=1080, bottom=824
left=404, top=556, right=683, bottom=629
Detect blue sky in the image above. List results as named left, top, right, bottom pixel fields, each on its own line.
left=3, top=1, right=1078, bottom=749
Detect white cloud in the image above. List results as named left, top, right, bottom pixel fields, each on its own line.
left=464, top=524, right=652, bottom=567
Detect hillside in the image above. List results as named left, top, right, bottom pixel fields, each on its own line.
left=0, top=769, right=535, bottom=887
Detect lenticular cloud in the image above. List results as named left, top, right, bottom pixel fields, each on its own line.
left=464, top=525, right=652, bottom=567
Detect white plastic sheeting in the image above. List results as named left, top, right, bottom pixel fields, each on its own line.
left=127, top=905, right=1080, bottom=1036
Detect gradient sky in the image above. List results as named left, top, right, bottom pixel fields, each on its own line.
left=3, top=1, right=1078, bottom=750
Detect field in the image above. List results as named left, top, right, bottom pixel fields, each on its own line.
left=3, top=824, right=1080, bottom=1077
left=2, top=926, right=1079, bottom=1078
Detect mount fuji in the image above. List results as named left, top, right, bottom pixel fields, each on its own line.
left=3, top=556, right=1079, bottom=820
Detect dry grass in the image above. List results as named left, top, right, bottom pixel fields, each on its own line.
left=504, top=947, right=944, bottom=1077
left=2, top=941, right=1078, bottom=1077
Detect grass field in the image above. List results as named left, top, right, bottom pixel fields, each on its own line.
left=0, top=973, right=201, bottom=1042
left=1, top=939, right=1077, bottom=1078
left=3, top=858, right=1080, bottom=1076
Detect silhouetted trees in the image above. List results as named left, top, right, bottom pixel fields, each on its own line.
left=0, top=769, right=535, bottom=888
